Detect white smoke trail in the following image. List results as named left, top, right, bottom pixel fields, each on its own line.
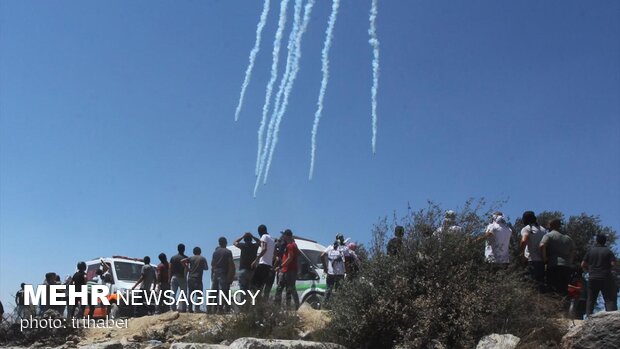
left=254, top=0, right=304, bottom=196
left=234, top=0, right=271, bottom=122
left=255, top=0, right=290, bottom=176
left=263, top=0, right=315, bottom=184
left=369, top=0, right=380, bottom=154
left=309, top=0, right=340, bottom=180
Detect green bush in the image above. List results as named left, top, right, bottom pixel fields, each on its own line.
left=325, top=200, right=563, bottom=349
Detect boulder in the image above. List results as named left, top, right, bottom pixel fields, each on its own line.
left=169, top=343, right=228, bottom=349
left=228, top=337, right=346, bottom=349
left=78, top=341, right=124, bottom=349
left=561, top=310, right=620, bottom=349
left=476, top=334, right=520, bottom=349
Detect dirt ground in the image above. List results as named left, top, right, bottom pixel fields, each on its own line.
left=78, top=305, right=330, bottom=346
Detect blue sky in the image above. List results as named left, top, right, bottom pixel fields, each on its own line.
left=1, top=0, right=619, bottom=307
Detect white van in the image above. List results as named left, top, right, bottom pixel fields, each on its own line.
left=83, top=256, right=154, bottom=318
left=227, top=237, right=327, bottom=309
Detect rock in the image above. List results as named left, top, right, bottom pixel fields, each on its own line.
left=144, top=339, right=166, bottom=349
left=228, top=337, right=346, bottom=349
left=169, top=344, right=228, bottom=349
left=78, top=341, right=124, bottom=349
left=561, top=310, right=620, bottom=349
left=476, top=334, right=520, bottom=349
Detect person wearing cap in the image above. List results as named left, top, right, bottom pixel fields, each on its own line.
left=581, top=234, right=617, bottom=314
left=480, top=215, right=512, bottom=267
left=387, top=226, right=405, bottom=256
left=540, top=219, right=575, bottom=295
left=274, top=229, right=300, bottom=309
left=321, top=234, right=348, bottom=304
left=434, top=210, right=464, bottom=238
left=520, top=211, right=547, bottom=290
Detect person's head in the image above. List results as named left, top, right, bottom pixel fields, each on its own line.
left=444, top=210, right=457, bottom=226
left=494, top=215, right=507, bottom=225
left=193, top=246, right=201, bottom=255
left=258, top=224, right=268, bottom=236
left=158, top=253, right=167, bottom=264
left=347, top=242, right=357, bottom=251
left=218, top=237, right=227, bottom=247
left=243, top=232, right=253, bottom=243
left=96, top=269, right=103, bottom=276
left=492, top=211, right=503, bottom=222
left=77, top=261, right=86, bottom=272
left=548, top=218, right=561, bottom=231
left=21, top=283, right=25, bottom=290
left=335, top=233, right=344, bottom=245
left=596, top=234, right=607, bottom=246
left=522, top=211, right=537, bottom=226
left=283, top=229, right=293, bottom=242
left=177, top=243, right=186, bottom=254
left=55, top=274, right=61, bottom=282
left=395, top=226, right=404, bottom=238
left=144, top=256, right=151, bottom=264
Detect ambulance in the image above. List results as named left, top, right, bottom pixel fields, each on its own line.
left=82, top=256, right=154, bottom=318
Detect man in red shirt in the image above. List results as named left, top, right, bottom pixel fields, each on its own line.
left=274, top=229, right=300, bottom=309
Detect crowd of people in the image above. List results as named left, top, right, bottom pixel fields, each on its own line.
left=385, top=210, right=618, bottom=318
left=6, top=211, right=617, bottom=322
left=9, top=224, right=360, bottom=320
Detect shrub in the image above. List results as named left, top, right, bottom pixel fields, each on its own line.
left=220, top=302, right=301, bottom=341
left=325, top=200, right=563, bottom=349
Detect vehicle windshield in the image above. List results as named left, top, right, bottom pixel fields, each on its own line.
left=114, top=261, right=143, bottom=281
left=301, top=249, right=323, bottom=269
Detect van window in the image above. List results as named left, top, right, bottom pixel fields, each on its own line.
left=301, top=249, right=323, bottom=269
left=86, top=262, right=112, bottom=281
left=114, top=261, right=142, bottom=282
left=86, top=264, right=99, bottom=281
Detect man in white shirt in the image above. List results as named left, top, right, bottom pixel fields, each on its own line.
left=251, top=224, right=275, bottom=301
left=480, top=214, right=512, bottom=267
left=321, top=234, right=349, bottom=304
left=519, top=211, right=547, bottom=289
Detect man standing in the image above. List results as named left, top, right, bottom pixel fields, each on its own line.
left=69, top=262, right=87, bottom=319
left=251, top=224, right=275, bottom=300
left=540, top=219, right=575, bottom=295
left=156, top=253, right=170, bottom=314
left=481, top=215, right=512, bottom=267
left=132, top=256, right=156, bottom=316
left=233, top=232, right=260, bottom=291
left=520, top=211, right=547, bottom=290
left=275, top=229, right=300, bottom=310
left=387, top=226, right=405, bottom=256
left=434, top=210, right=464, bottom=238
left=321, top=234, right=347, bottom=304
left=581, top=234, right=617, bottom=315
left=15, top=283, right=26, bottom=319
left=183, top=247, right=208, bottom=313
left=212, top=237, right=234, bottom=313
left=169, top=243, right=188, bottom=312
